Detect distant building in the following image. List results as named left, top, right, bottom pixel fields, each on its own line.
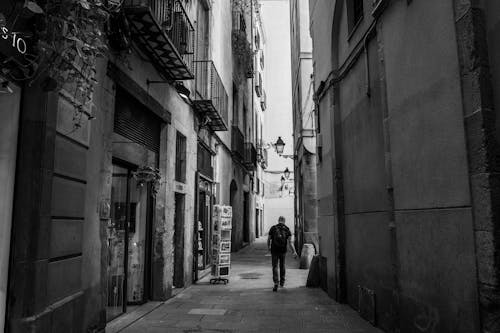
left=260, top=0, right=295, bottom=235
left=309, top=0, right=500, bottom=332
left=289, top=0, right=318, bottom=256
left=228, top=0, right=266, bottom=249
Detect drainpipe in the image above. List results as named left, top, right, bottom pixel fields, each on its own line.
left=363, top=19, right=377, bottom=97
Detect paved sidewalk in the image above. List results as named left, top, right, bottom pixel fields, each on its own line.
left=119, top=239, right=382, bottom=333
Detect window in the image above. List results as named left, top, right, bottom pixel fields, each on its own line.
left=232, top=83, right=239, bottom=127
left=175, top=132, right=187, bottom=183
left=243, top=103, right=248, bottom=138
left=347, top=0, right=363, bottom=34
left=254, top=31, right=260, bottom=49
left=196, top=4, right=209, bottom=60
left=315, top=106, right=320, bottom=134
left=239, top=13, right=246, bottom=32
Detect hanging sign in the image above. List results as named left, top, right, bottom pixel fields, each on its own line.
left=1, top=26, right=27, bottom=55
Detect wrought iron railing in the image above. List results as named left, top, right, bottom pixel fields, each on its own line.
left=194, top=60, right=228, bottom=126
left=259, top=146, right=268, bottom=169
left=125, top=0, right=195, bottom=74
left=255, top=72, right=262, bottom=97
left=231, top=126, right=245, bottom=159
left=260, top=89, right=267, bottom=111
left=244, top=142, right=258, bottom=169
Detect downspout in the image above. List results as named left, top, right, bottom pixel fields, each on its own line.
left=363, top=20, right=377, bottom=97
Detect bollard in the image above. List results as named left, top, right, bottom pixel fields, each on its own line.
left=299, top=243, right=315, bottom=269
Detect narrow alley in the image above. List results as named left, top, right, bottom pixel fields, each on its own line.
left=110, top=239, right=382, bottom=333
left=1, top=0, right=500, bottom=332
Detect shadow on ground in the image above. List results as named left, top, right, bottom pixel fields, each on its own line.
left=117, top=239, right=382, bottom=333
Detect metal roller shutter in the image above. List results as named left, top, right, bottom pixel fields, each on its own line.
left=114, top=87, right=162, bottom=153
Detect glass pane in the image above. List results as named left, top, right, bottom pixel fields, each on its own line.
left=127, top=177, right=148, bottom=303
left=107, top=165, right=128, bottom=321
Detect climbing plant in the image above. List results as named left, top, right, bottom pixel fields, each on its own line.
left=37, top=0, right=120, bottom=107
left=0, top=0, right=121, bottom=120
left=232, top=29, right=253, bottom=80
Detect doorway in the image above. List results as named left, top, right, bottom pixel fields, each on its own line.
left=196, top=179, right=213, bottom=272
left=106, top=162, right=153, bottom=321
left=229, top=180, right=237, bottom=251
left=243, top=192, right=250, bottom=243
left=173, top=193, right=185, bottom=288
left=255, top=209, right=259, bottom=238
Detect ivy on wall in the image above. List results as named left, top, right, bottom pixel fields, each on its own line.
left=232, top=29, right=252, bottom=80
left=231, top=0, right=255, bottom=81
left=37, top=0, right=120, bottom=107
left=0, top=0, right=121, bottom=124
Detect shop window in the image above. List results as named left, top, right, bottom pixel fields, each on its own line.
left=175, top=132, right=187, bottom=183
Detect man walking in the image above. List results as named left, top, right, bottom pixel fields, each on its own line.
left=268, top=216, right=298, bottom=292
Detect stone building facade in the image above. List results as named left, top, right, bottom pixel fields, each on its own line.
left=309, top=0, right=500, bottom=332
left=0, top=0, right=266, bottom=331
left=289, top=0, right=318, bottom=255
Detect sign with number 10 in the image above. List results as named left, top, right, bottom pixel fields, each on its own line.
left=1, top=26, right=27, bottom=55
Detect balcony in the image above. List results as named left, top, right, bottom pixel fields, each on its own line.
left=260, top=90, right=266, bottom=111
left=244, top=142, right=258, bottom=170
left=193, top=61, right=228, bottom=131
left=255, top=72, right=262, bottom=97
left=258, top=146, right=268, bottom=169
left=231, top=126, right=245, bottom=159
left=124, top=0, right=195, bottom=80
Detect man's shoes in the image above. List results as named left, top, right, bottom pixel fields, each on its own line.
left=279, top=282, right=284, bottom=288
left=273, top=285, right=278, bottom=292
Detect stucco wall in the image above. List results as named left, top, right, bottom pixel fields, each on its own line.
left=310, top=0, right=481, bottom=331
left=79, top=44, right=199, bottom=328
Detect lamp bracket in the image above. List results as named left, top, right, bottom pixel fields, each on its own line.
left=279, top=154, right=297, bottom=160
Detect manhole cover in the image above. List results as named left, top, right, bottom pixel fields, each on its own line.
left=239, top=272, right=262, bottom=279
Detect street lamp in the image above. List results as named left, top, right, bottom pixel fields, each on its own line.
left=273, top=137, right=297, bottom=160
left=284, top=167, right=290, bottom=179
left=274, top=136, right=285, bottom=155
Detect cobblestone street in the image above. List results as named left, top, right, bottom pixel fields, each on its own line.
left=116, top=239, right=382, bottom=333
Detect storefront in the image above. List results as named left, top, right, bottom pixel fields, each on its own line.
left=193, top=142, right=215, bottom=281
left=106, top=86, right=162, bottom=321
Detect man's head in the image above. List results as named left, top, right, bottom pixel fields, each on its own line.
left=278, top=216, right=285, bottom=224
